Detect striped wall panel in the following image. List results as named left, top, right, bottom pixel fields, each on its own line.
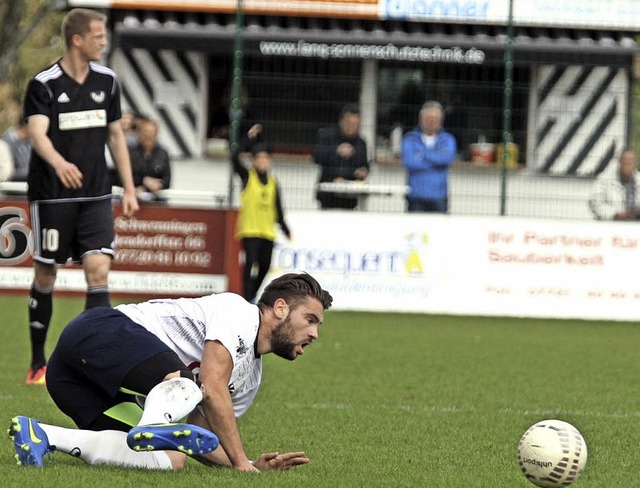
left=530, top=65, right=628, bottom=176
left=110, top=48, right=207, bottom=159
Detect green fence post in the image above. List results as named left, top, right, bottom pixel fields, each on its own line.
left=500, top=0, right=514, bottom=216
left=228, top=0, right=245, bottom=207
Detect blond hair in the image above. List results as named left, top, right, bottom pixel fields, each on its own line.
left=62, top=8, right=107, bottom=49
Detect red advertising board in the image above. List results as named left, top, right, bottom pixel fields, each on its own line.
left=0, top=197, right=241, bottom=297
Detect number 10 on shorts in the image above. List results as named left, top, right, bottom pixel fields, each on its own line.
left=41, top=228, right=59, bottom=252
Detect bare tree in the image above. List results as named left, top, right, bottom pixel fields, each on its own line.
left=0, top=1, right=65, bottom=130
left=0, top=1, right=63, bottom=81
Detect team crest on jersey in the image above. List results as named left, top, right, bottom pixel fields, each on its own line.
left=236, top=336, right=247, bottom=356
left=90, top=91, right=105, bottom=103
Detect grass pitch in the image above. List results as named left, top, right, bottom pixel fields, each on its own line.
left=0, top=294, right=638, bottom=487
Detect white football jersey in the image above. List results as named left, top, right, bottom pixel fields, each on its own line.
left=115, top=292, right=262, bottom=417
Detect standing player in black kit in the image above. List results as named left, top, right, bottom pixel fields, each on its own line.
left=22, top=8, right=139, bottom=385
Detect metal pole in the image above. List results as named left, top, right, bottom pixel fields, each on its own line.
left=228, top=0, right=245, bottom=207
left=500, top=0, right=514, bottom=216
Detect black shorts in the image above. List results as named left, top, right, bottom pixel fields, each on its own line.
left=30, top=196, right=115, bottom=265
left=46, top=307, right=185, bottom=429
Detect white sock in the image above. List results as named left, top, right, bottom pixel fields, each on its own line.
left=138, top=377, right=202, bottom=425
left=41, top=424, right=172, bottom=470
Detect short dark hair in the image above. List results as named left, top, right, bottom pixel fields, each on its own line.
left=258, top=273, right=333, bottom=311
left=339, top=104, right=360, bottom=120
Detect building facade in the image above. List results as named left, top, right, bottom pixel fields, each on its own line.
left=71, top=0, right=639, bottom=176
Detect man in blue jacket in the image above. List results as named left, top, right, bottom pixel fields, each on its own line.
left=401, top=101, right=457, bottom=213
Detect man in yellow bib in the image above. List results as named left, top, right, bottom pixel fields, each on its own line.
left=233, top=124, right=291, bottom=302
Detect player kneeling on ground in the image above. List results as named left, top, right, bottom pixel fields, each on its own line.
left=8, top=272, right=332, bottom=472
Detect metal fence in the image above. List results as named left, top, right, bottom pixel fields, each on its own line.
left=211, top=52, right=637, bottom=221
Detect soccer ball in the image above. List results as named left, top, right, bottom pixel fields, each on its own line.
left=517, top=419, right=588, bottom=487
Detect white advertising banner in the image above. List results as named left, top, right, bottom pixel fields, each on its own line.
left=70, top=0, right=640, bottom=31
left=380, top=0, right=640, bottom=30
left=267, top=212, right=640, bottom=321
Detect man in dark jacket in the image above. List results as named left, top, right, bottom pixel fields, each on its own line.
left=313, top=104, right=370, bottom=209
left=129, top=117, right=171, bottom=201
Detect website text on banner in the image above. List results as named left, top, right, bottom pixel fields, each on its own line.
left=0, top=198, right=241, bottom=296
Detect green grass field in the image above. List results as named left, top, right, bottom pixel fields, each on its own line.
left=0, top=294, right=638, bottom=487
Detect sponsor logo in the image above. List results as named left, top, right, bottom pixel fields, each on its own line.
left=522, top=457, right=553, bottom=468
left=57, top=92, right=70, bottom=103
left=28, top=419, right=44, bottom=444
left=236, top=336, right=247, bottom=355
left=59, top=109, right=107, bottom=130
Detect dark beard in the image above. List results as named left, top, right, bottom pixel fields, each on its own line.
left=270, top=315, right=297, bottom=361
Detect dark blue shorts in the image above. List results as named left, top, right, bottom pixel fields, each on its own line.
left=46, top=307, right=177, bottom=429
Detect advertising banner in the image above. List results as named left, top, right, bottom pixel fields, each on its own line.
left=71, top=0, right=640, bottom=30
left=380, top=0, right=640, bottom=29
left=266, top=211, right=640, bottom=321
left=0, top=198, right=240, bottom=297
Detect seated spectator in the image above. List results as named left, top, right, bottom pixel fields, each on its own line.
left=589, top=148, right=640, bottom=220
left=128, top=118, right=171, bottom=201
left=1, top=120, right=31, bottom=182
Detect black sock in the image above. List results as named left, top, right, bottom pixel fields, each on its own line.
left=85, top=285, right=110, bottom=309
left=28, top=285, right=52, bottom=370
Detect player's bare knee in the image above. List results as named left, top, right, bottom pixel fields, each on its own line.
left=83, top=254, right=111, bottom=286
left=163, top=371, right=181, bottom=381
left=34, top=262, right=56, bottom=290
left=84, top=268, right=109, bottom=286
left=163, top=368, right=194, bottom=382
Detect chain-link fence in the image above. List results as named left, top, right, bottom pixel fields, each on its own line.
left=218, top=51, right=637, bottom=221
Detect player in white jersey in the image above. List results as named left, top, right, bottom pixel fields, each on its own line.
left=8, top=273, right=333, bottom=473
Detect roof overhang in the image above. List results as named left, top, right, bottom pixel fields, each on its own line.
left=112, top=11, right=639, bottom=66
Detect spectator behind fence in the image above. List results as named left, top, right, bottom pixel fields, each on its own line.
left=1, top=120, right=31, bottom=181
left=233, top=124, right=291, bottom=303
left=22, top=8, right=139, bottom=386
left=401, top=101, right=457, bottom=213
left=128, top=117, right=171, bottom=201
left=313, top=104, right=370, bottom=210
left=589, top=148, right=640, bottom=221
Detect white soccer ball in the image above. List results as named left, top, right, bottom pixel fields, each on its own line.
left=517, top=419, right=588, bottom=487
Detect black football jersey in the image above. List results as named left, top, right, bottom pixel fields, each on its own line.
left=24, top=61, right=122, bottom=201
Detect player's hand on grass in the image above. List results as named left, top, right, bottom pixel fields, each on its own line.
left=234, top=460, right=260, bottom=472
left=253, top=451, right=310, bottom=471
